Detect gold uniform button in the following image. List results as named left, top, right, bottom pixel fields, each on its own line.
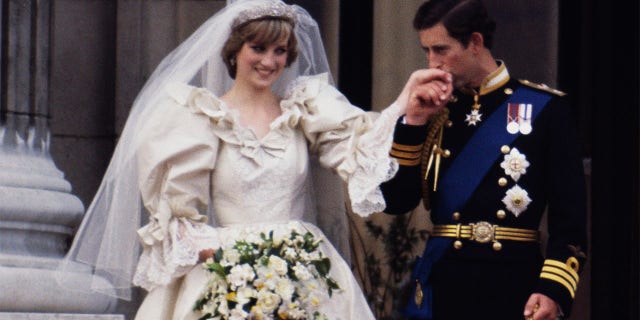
left=442, top=149, right=451, bottom=158
left=492, top=242, right=503, bottom=251
left=498, top=177, right=508, bottom=187
left=454, top=240, right=463, bottom=249
left=452, top=212, right=461, bottom=221
left=501, top=145, right=510, bottom=154
left=504, top=88, right=513, bottom=95
left=446, top=120, right=453, bottom=128
left=496, top=210, right=506, bottom=219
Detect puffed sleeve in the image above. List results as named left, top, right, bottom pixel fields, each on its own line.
left=281, top=73, right=405, bottom=216
left=132, top=82, right=222, bottom=292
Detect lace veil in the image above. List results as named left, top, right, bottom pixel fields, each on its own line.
left=58, top=0, right=345, bottom=301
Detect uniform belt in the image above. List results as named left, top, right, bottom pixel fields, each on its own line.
left=432, top=222, right=539, bottom=244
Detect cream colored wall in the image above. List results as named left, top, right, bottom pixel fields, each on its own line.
left=371, top=0, right=425, bottom=111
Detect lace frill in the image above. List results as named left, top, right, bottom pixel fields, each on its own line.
left=347, top=104, right=401, bottom=216
left=134, top=217, right=219, bottom=291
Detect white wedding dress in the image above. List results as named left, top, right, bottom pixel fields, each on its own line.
left=132, top=73, right=401, bottom=319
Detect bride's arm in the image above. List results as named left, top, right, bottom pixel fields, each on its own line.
left=133, top=86, right=221, bottom=292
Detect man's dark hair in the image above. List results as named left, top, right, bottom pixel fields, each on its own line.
left=413, top=0, right=496, bottom=49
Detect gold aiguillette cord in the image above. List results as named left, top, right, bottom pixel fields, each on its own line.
left=424, top=127, right=444, bottom=191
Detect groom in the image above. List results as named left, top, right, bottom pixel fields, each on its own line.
left=381, top=1, right=588, bottom=319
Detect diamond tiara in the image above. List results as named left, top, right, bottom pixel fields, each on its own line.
left=232, top=1, right=296, bottom=28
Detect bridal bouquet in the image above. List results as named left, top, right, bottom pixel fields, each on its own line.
left=194, top=229, right=340, bottom=320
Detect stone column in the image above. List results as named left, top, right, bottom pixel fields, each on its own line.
left=0, top=1, right=119, bottom=318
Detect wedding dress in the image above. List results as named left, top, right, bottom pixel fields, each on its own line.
left=132, top=73, right=402, bottom=319
left=58, top=1, right=403, bottom=319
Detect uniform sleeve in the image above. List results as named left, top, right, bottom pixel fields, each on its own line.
left=380, top=119, right=429, bottom=215
left=132, top=83, right=221, bottom=292
left=282, top=73, right=405, bottom=216
left=535, top=96, right=588, bottom=316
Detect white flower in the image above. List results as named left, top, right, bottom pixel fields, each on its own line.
left=299, top=249, right=321, bottom=262
left=256, top=289, right=282, bottom=314
left=502, top=184, right=532, bottom=217
left=217, top=299, right=229, bottom=317
left=293, top=262, right=313, bottom=281
left=201, top=301, right=216, bottom=315
left=268, top=255, right=289, bottom=276
left=283, top=247, right=298, bottom=260
left=229, top=306, right=249, bottom=320
left=236, top=286, right=257, bottom=306
left=227, top=264, right=255, bottom=288
left=195, top=229, right=336, bottom=319
left=255, top=266, right=279, bottom=291
left=275, top=278, right=295, bottom=301
left=222, top=248, right=241, bottom=265
left=500, top=148, right=529, bottom=182
left=285, top=307, right=307, bottom=319
left=293, top=235, right=305, bottom=246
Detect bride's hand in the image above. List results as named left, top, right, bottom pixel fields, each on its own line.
left=198, top=248, right=217, bottom=263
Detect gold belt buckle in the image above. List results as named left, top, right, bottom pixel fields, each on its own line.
left=469, top=221, right=495, bottom=243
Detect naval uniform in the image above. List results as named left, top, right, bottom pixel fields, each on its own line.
left=381, top=63, right=587, bottom=319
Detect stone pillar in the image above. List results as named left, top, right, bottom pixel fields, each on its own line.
left=0, top=1, right=120, bottom=318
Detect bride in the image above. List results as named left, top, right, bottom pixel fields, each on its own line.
left=61, top=0, right=451, bottom=319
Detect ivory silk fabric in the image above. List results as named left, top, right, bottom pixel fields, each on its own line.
left=132, top=74, right=402, bottom=320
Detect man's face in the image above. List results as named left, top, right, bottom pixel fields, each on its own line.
left=418, top=23, right=475, bottom=90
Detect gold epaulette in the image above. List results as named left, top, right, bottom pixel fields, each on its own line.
left=519, top=79, right=566, bottom=96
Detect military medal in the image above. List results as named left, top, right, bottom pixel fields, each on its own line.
left=502, top=185, right=531, bottom=217
left=519, top=103, right=533, bottom=135
left=506, top=103, right=533, bottom=134
left=500, top=148, right=532, bottom=217
left=500, top=148, right=529, bottom=182
left=506, top=103, right=520, bottom=134
left=465, top=94, right=482, bottom=126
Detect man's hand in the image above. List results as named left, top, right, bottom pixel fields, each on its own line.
left=396, top=69, right=453, bottom=126
left=524, top=293, right=560, bottom=320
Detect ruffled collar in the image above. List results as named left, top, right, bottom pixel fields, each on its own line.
left=164, top=73, right=329, bottom=166
left=164, top=82, right=290, bottom=166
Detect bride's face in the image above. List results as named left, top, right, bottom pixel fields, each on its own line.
left=235, top=37, right=289, bottom=90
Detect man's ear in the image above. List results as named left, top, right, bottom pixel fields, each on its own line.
left=468, top=32, right=484, bottom=53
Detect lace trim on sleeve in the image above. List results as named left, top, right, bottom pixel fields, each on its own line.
left=348, top=102, right=402, bottom=216
left=133, top=217, right=219, bottom=292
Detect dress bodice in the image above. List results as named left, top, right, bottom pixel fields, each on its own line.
left=211, top=119, right=312, bottom=226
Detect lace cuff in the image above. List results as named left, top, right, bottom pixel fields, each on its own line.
left=133, top=217, right=219, bottom=292
left=348, top=102, right=402, bottom=216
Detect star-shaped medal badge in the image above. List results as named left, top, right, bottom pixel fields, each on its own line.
left=500, top=148, right=529, bottom=182
left=501, top=184, right=532, bottom=217
left=464, top=109, right=483, bottom=126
